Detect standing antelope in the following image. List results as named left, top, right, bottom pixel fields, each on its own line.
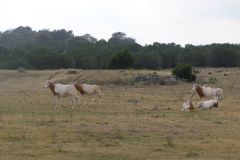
left=192, top=83, right=223, bottom=100
left=43, top=70, right=78, bottom=109
left=73, top=74, right=102, bottom=105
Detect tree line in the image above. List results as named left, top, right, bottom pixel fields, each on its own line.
left=0, top=26, right=239, bottom=69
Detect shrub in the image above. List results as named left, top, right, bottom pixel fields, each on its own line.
left=193, top=69, right=200, bottom=74
left=17, top=67, right=26, bottom=73
left=108, top=49, right=133, bottom=69
left=189, top=74, right=197, bottom=82
left=172, top=64, right=196, bottom=82
left=67, top=69, right=77, bottom=74
left=208, top=77, right=217, bottom=84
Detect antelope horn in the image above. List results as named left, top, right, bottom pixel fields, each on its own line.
left=73, top=73, right=84, bottom=82
left=48, top=70, right=61, bottom=80
left=189, top=93, right=196, bottom=100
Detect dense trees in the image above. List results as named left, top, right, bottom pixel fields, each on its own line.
left=108, top=49, right=133, bottom=69
left=0, top=26, right=240, bottom=69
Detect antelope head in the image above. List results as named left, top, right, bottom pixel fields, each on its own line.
left=43, top=70, right=61, bottom=88
left=192, top=83, right=198, bottom=93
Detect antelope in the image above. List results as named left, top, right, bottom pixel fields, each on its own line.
left=73, top=74, right=102, bottom=105
left=192, top=83, right=223, bottom=100
left=43, top=70, right=78, bottom=109
left=195, top=97, right=219, bottom=109
left=182, top=99, right=195, bottom=112
left=182, top=93, right=195, bottom=112
left=182, top=94, right=219, bottom=111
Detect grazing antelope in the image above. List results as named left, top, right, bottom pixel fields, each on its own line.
left=43, top=70, right=78, bottom=109
left=74, top=74, right=102, bottom=105
left=192, top=83, right=223, bottom=100
left=196, top=97, right=219, bottom=109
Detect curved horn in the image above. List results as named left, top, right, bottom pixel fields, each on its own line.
left=48, top=70, right=61, bottom=80
left=73, top=73, right=84, bottom=82
left=189, top=93, right=196, bottom=100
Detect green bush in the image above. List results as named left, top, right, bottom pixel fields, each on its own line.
left=108, top=49, right=133, bottom=69
left=172, top=64, right=196, bottom=82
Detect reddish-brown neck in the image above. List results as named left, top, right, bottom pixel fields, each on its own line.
left=196, top=86, right=204, bottom=98
left=49, top=82, right=57, bottom=95
left=75, top=83, right=86, bottom=94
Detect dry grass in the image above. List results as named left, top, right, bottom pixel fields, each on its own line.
left=0, top=68, right=240, bottom=160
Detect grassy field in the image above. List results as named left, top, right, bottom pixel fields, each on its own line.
left=0, top=68, right=240, bottom=160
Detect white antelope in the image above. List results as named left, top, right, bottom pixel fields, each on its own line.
left=182, top=96, right=219, bottom=111
left=182, top=99, right=195, bottom=112
left=44, top=70, right=78, bottom=109
left=192, top=83, right=223, bottom=100
left=195, top=97, right=219, bottom=109
left=182, top=93, right=196, bottom=112
left=74, top=74, right=102, bottom=105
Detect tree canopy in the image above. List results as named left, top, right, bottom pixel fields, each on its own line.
left=108, top=49, right=133, bottom=69
left=0, top=26, right=240, bottom=69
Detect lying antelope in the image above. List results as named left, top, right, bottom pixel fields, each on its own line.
left=182, top=99, right=195, bottom=112
left=73, top=74, right=102, bottom=105
left=195, top=97, right=219, bottom=109
left=192, top=83, right=223, bottom=100
left=44, top=70, right=78, bottom=109
left=182, top=97, right=219, bottom=111
left=182, top=93, right=195, bottom=112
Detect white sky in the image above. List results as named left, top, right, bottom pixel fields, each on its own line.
left=0, top=0, right=240, bottom=45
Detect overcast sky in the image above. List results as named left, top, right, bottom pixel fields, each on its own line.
left=1, top=0, right=240, bottom=45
